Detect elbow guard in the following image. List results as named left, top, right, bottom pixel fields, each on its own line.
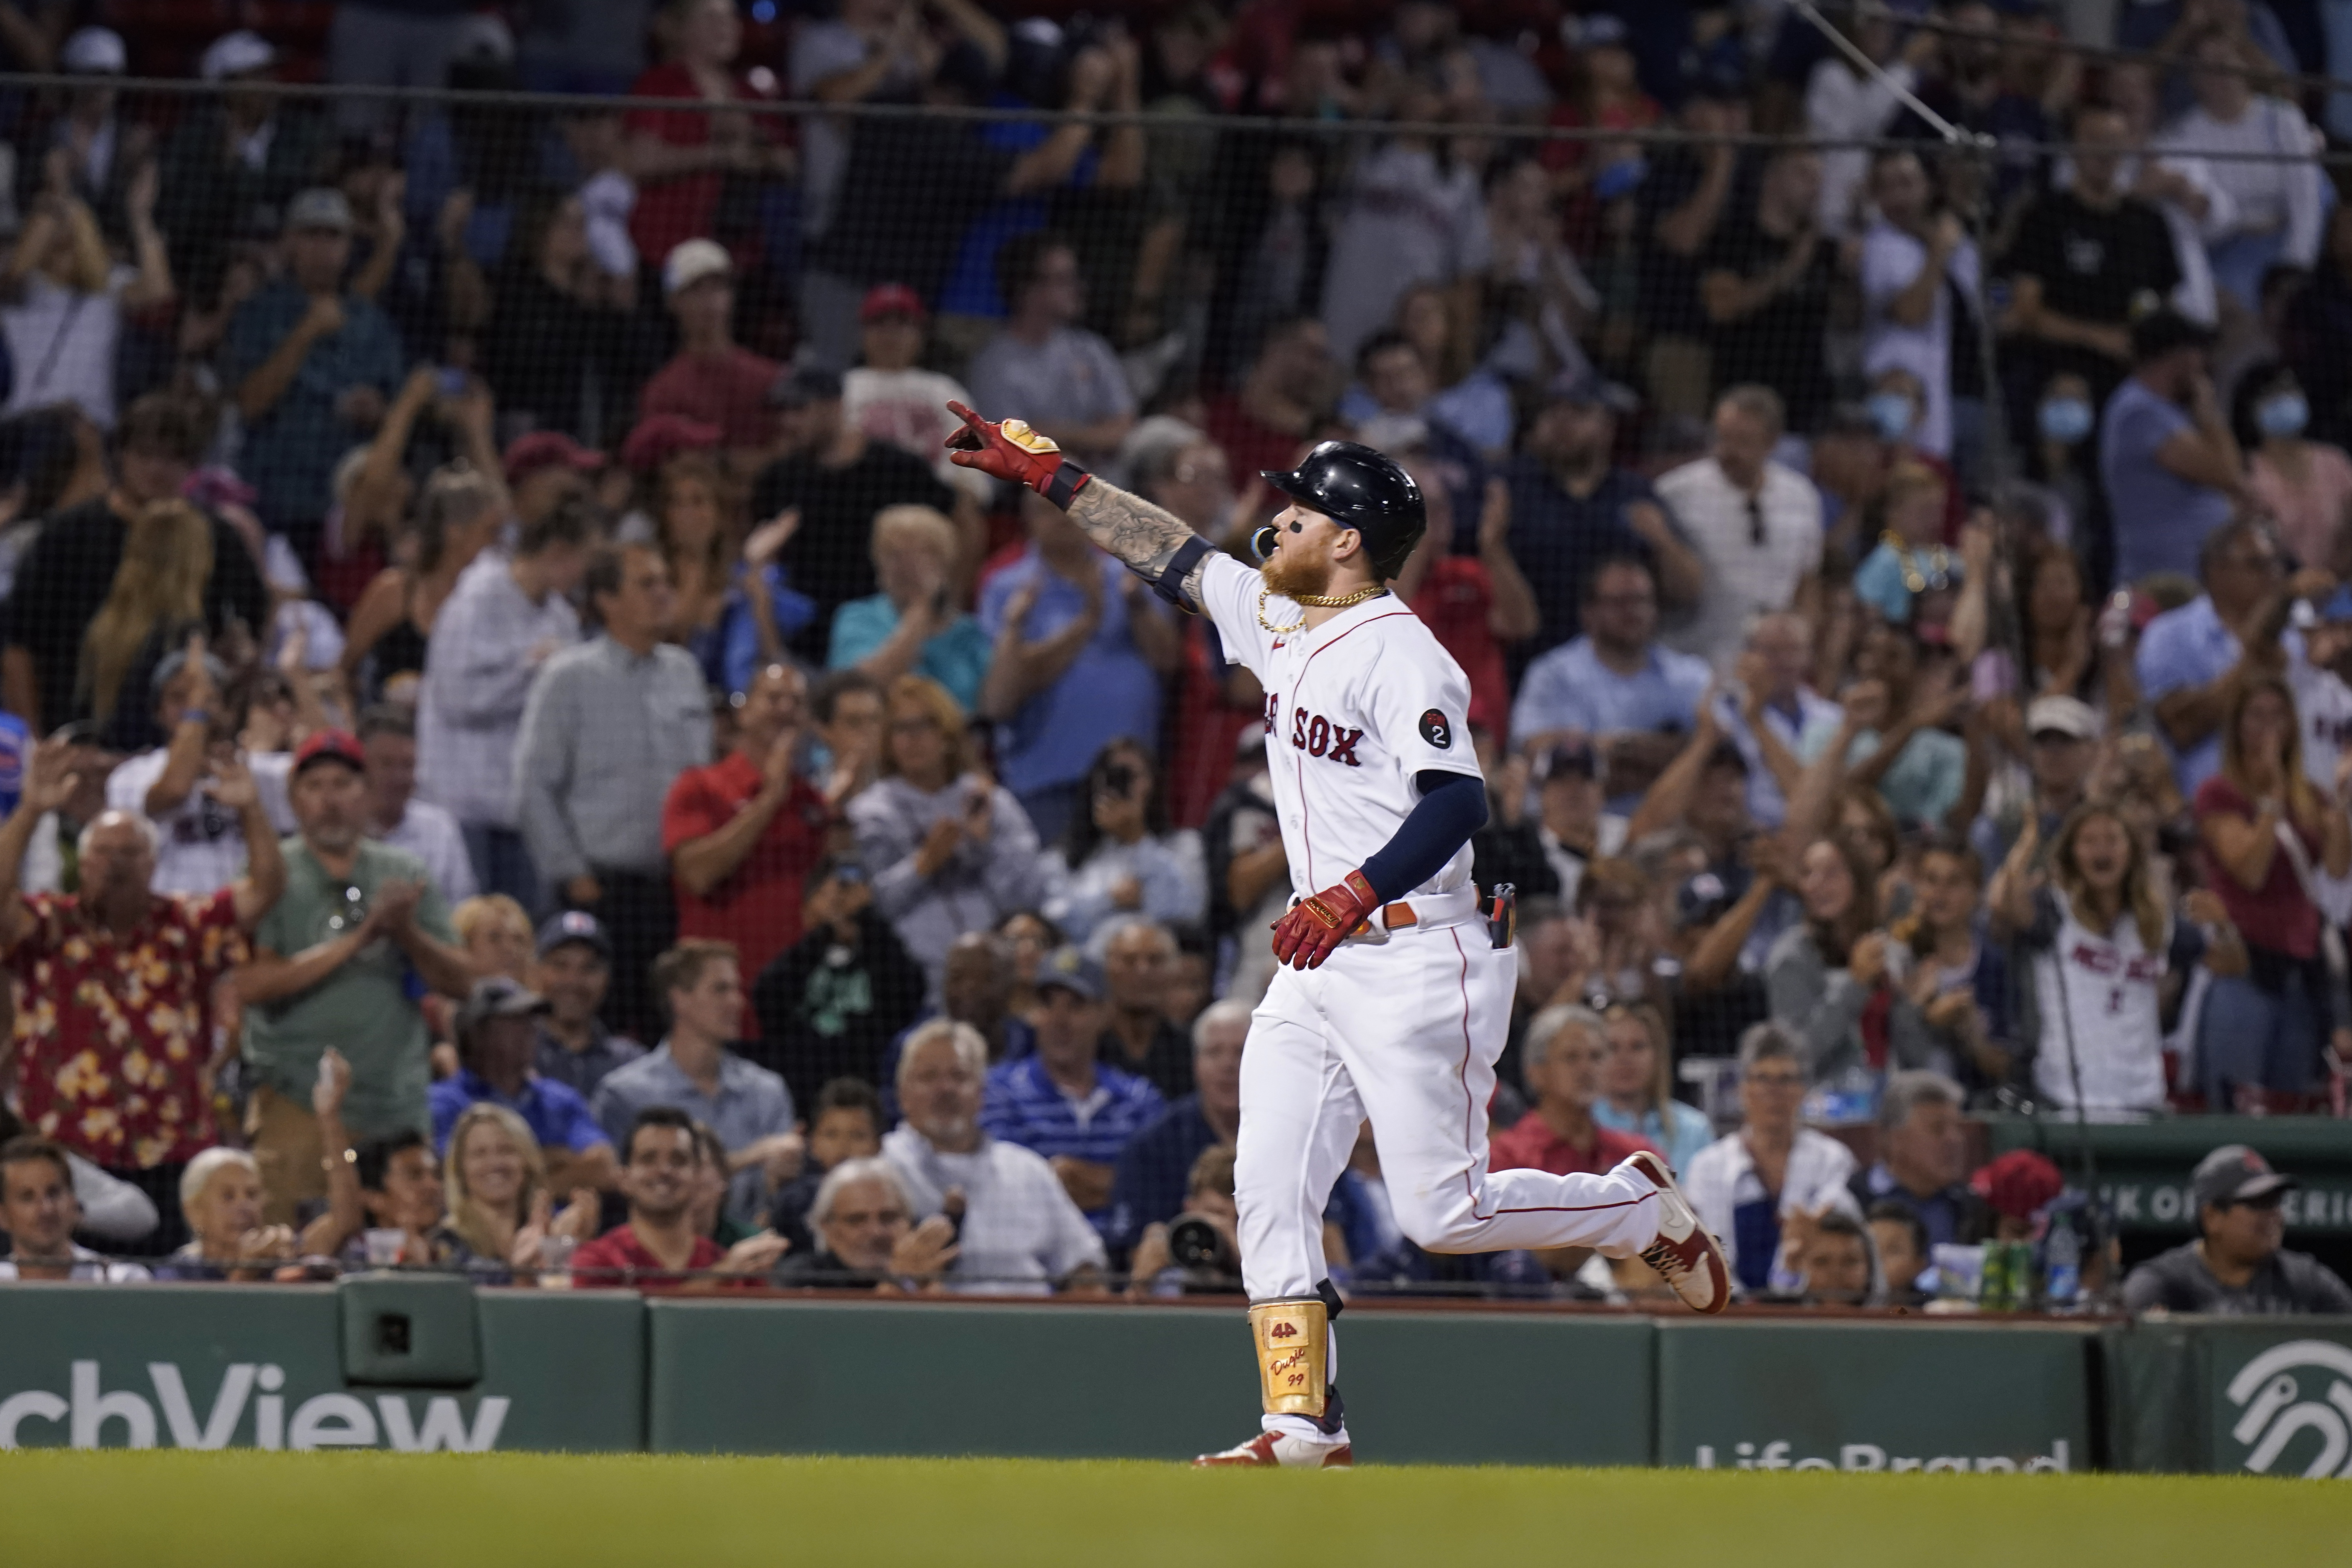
left=1126, top=533, right=1214, bottom=612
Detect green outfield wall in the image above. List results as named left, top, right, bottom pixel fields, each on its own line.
left=0, top=1281, right=2346, bottom=1476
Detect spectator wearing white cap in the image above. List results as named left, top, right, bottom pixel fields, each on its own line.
left=638, top=239, right=782, bottom=466
left=223, top=187, right=407, bottom=553
left=1970, top=694, right=2099, bottom=871
left=49, top=28, right=134, bottom=229
left=157, top=33, right=329, bottom=310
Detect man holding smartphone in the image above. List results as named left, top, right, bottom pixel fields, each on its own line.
left=664, top=662, right=835, bottom=1000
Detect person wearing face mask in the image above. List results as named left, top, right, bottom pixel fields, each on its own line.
left=2028, top=370, right=2099, bottom=547
left=2236, top=362, right=2352, bottom=571
left=1860, top=148, right=1985, bottom=477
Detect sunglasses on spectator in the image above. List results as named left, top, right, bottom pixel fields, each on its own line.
left=325, top=885, right=368, bottom=933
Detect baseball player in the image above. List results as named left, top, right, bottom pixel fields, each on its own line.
left=945, top=403, right=1730, bottom=1468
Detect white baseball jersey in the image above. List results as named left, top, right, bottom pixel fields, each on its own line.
left=1197, top=553, right=1484, bottom=900
left=2026, top=887, right=2180, bottom=1117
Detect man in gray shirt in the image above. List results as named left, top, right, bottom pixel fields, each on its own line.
left=965, top=232, right=1134, bottom=468
left=515, top=542, right=711, bottom=1038
left=2123, top=1145, right=2352, bottom=1315
left=418, top=494, right=592, bottom=911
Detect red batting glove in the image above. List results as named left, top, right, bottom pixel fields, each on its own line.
left=944, top=400, right=1092, bottom=507
left=1271, top=869, right=1381, bottom=971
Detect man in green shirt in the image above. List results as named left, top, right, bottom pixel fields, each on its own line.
left=238, top=729, right=480, bottom=1223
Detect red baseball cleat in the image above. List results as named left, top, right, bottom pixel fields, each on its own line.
left=1626, top=1149, right=1732, bottom=1314
left=1193, top=1431, right=1355, bottom=1468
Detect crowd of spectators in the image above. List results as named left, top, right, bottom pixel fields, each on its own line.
left=0, top=0, right=2348, bottom=1311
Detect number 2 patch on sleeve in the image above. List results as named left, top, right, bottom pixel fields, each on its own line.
left=1418, top=709, right=1453, bottom=749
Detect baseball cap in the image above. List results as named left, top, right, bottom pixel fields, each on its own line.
left=455, top=975, right=551, bottom=1040
left=200, top=29, right=277, bottom=82
left=1540, top=368, right=1638, bottom=415
left=766, top=364, right=844, bottom=410
left=291, top=727, right=366, bottom=778
left=503, top=430, right=606, bottom=485
left=2130, top=307, right=2214, bottom=364
left=1035, top=945, right=1104, bottom=1002
left=1565, top=13, right=1630, bottom=48
left=536, top=909, right=613, bottom=961
left=860, top=283, right=926, bottom=323
left=1535, top=739, right=1599, bottom=782
left=663, top=237, right=733, bottom=297
left=2191, top=1144, right=2297, bottom=1210
left=151, top=646, right=232, bottom=697
left=619, top=412, right=722, bottom=473
left=61, top=26, right=126, bottom=74
left=284, top=188, right=355, bottom=235
left=2025, top=694, right=2100, bottom=742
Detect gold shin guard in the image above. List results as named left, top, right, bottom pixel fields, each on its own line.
left=1249, top=1297, right=1328, bottom=1418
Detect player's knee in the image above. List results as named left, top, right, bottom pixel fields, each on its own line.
left=1390, top=1189, right=1480, bottom=1253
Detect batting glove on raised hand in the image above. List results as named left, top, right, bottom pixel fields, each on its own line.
left=945, top=400, right=1093, bottom=508
left=1271, top=869, right=1380, bottom=971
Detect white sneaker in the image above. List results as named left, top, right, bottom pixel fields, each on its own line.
left=1193, top=1430, right=1354, bottom=1468
left=1626, top=1150, right=1732, bottom=1314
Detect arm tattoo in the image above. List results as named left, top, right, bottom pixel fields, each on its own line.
left=1069, top=482, right=1208, bottom=601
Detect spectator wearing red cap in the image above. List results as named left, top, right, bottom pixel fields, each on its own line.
left=237, top=729, right=481, bottom=1224
left=0, top=734, right=285, bottom=1252
left=664, top=662, right=832, bottom=993
left=1844, top=1070, right=1992, bottom=1251
left=841, top=284, right=990, bottom=504
left=638, top=239, right=783, bottom=464
left=503, top=431, right=606, bottom=530
left=749, top=363, right=965, bottom=659
left=417, top=496, right=596, bottom=912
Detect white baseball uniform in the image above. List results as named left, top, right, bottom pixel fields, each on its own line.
left=1195, top=554, right=1662, bottom=1437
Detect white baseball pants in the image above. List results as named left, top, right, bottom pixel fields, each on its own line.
left=1235, top=920, right=1662, bottom=1304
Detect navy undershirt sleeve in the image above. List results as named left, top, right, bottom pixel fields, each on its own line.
left=1357, top=770, right=1489, bottom=902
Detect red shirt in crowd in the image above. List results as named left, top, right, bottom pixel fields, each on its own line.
left=2195, top=774, right=2324, bottom=960
left=1201, top=392, right=1309, bottom=489
left=570, top=1223, right=730, bottom=1291
left=1408, top=556, right=1510, bottom=740
left=5, top=888, right=246, bottom=1168
left=1488, top=1113, right=1654, bottom=1178
left=662, top=752, right=833, bottom=986
left=623, top=63, right=781, bottom=267
left=640, top=346, right=784, bottom=455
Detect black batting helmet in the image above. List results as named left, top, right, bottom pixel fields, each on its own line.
left=1256, top=440, right=1426, bottom=578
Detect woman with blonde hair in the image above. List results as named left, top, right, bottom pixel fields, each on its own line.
left=75, top=497, right=213, bottom=751
left=1992, top=802, right=2246, bottom=1117
left=1, top=158, right=172, bottom=428
left=454, top=893, right=535, bottom=981
left=1593, top=1001, right=1712, bottom=1173
left=828, top=504, right=989, bottom=712
left=439, top=1102, right=598, bottom=1278
left=847, top=673, right=1044, bottom=995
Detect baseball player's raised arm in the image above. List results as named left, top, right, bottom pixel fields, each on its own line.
left=942, top=400, right=1212, bottom=607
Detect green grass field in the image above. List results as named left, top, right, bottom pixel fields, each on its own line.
left=3, top=1452, right=2349, bottom=1567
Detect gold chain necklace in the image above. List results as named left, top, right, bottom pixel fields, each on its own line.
left=1256, top=584, right=1388, bottom=634
left=1881, top=531, right=1953, bottom=595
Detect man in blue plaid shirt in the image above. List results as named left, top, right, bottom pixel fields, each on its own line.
left=981, top=946, right=1166, bottom=1239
